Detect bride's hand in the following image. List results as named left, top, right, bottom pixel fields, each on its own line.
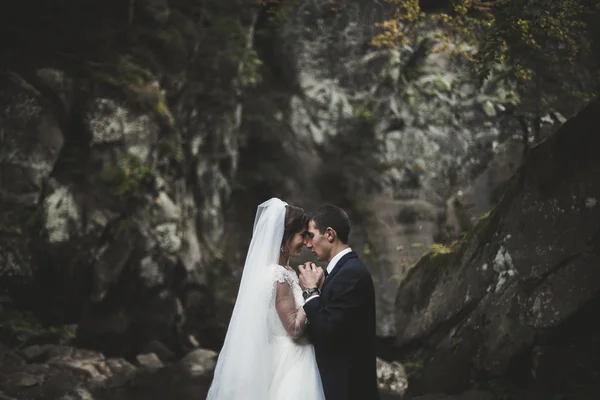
left=299, top=262, right=322, bottom=290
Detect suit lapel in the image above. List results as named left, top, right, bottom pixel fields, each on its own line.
left=323, top=251, right=357, bottom=289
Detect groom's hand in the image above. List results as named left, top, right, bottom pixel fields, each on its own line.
left=299, top=262, right=323, bottom=290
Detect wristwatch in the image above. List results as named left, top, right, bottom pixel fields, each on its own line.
left=302, top=287, right=320, bottom=300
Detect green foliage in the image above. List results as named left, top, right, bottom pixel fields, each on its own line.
left=98, top=154, right=156, bottom=203
left=267, top=0, right=524, bottom=205
left=0, top=296, right=75, bottom=347
left=371, top=0, right=425, bottom=48
left=375, top=0, right=600, bottom=120
left=89, top=55, right=153, bottom=88
left=376, top=0, right=593, bottom=78
left=78, top=1, right=257, bottom=129
left=471, top=0, right=588, bottom=80
left=263, top=0, right=302, bottom=28
left=88, top=55, right=176, bottom=128
left=158, top=138, right=184, bottom=162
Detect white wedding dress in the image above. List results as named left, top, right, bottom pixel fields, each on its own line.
left=268, top=264, right=325, bottom=400
left=206, top=198, right=324, bottom=400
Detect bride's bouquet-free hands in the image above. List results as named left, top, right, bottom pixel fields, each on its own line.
left=298, top=262, right=324, bottom=291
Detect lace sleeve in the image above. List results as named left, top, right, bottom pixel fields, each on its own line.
left=275, top=281, right=307, bottom=339
left=273, top=266, right=288, bottom=284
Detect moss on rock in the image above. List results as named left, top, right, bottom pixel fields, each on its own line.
left=0, top=295, right=75, bottom=347
left=97, top=154, right=157, bottom=204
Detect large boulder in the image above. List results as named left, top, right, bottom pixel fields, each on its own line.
left=395, top=99, right=600, bottom=396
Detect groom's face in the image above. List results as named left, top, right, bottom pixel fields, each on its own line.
left=305, top=220, right=331, bottom=262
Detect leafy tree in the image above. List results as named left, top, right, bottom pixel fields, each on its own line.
left=374, top=0, right=600, bottom=148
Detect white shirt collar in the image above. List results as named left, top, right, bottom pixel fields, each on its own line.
left=326, top=247, right=353, bottom=274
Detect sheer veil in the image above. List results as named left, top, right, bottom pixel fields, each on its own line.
left=206, top=197, right=287, bottom=399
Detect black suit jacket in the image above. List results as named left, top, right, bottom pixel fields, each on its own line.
left=303, top=251, right=379, bottom=400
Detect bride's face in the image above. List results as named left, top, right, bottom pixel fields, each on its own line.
left=286, top=230, right=305, bottom=257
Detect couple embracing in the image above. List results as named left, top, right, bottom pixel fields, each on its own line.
left=206, top=198, right=379, bottom=400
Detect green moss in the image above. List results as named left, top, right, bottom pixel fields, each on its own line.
left=463, top=205, right=501, bottom=248
left=90, top=51, right=180, bottom=129
left=0, top=224, right=22, bottom=235
left=240, top=49, right=263, bottom=88
left=351, top=108, right=376, bottom=121
left=98, top=154, right=156, bottom=203
left=403, top=247, right=457, bottom=314
left=0, top=208, right=43, bottom=236
left=481, top=209, right=492, bottom=221
left=154, top=96, right=175, bottom=127
left=403, top=358, right=424, bottom=378
left=420, top=246, right=456, bottom=268
left=407, top=242, right=457, bottom=275
left=430, top=243, right=455, bottom=255
left=158, top=138, right=184, bottom=162
left=0, top=296, right=75, bottom=347
left=155, top=99, right=169, bottom=116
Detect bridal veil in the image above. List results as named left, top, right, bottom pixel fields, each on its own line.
left=206, top=198, right=287, bottom=399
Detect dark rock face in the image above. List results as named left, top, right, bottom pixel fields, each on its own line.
left=395, top=100, right=600, bottom=396
left=359, top=196, right=443, bottom=336
left=0, top=0, right=257, bottom=357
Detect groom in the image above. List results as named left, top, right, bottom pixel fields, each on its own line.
left=299, top=204, right=379, bottom=400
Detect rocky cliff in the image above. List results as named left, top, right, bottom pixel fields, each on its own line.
left=229, top=0, right=539, bottom=337
left=0, top=0, right=258, bottom=357
left=0, top=0, right=555, bottom=353
left=394, top=99, right=600, bottom=398
left=1, top=4, right=592, bottom=400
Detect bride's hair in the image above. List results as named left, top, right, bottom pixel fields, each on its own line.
left=282, top=205, right=309, bottom=246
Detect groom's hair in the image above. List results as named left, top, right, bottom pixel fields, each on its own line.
left=282, top=205, right=309, bottom=245
left=311, top=204, right=350, bottom=244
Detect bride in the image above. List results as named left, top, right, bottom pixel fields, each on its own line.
left=206, top=198, right=325, bottom=399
